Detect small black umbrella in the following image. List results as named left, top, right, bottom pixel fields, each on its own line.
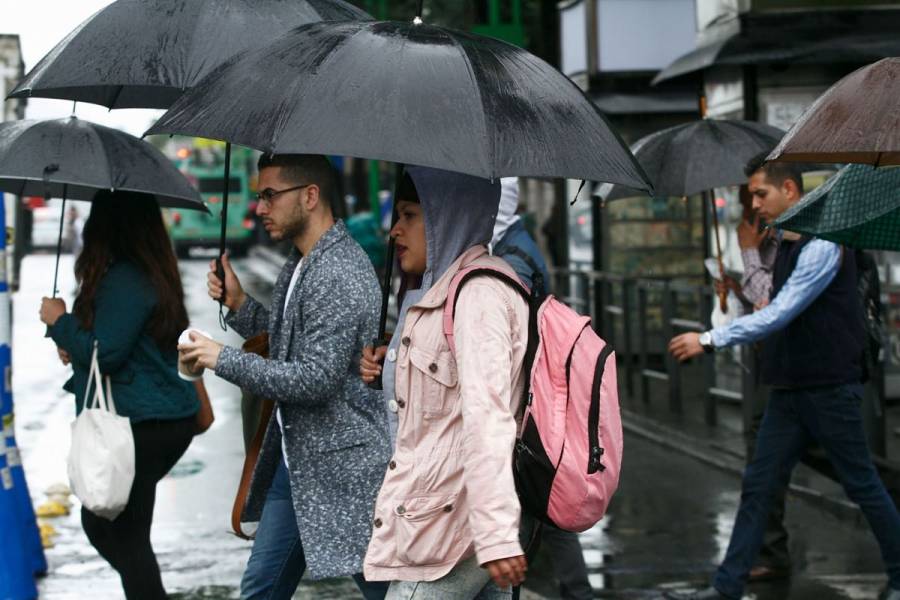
left=596, top=119, right=784, bottom=312
left=0, top=117, right=206, bottom=296
left=597, top=119, right=785, bottom=201
left=146, top=19, right=650, bottom=187
left=9, top=0, right=371, bottom=327
left=8, top=0, right=371, bottom=109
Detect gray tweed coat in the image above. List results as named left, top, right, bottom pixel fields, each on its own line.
left=215, top=220, right=390, bottom=579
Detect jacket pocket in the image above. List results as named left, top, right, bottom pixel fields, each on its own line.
left=408, top=347, right=457, bottom=418
left=396, top=493, right=460, bottom=566
left=311, top=426, right=367, bottom=453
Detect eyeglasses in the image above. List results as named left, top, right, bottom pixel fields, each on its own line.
left=255, top=184, right=311, bottom=206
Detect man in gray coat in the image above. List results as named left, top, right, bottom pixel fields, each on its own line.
left=179, top=154, right=390, bottom=599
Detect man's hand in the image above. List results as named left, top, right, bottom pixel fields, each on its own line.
left=208, top=254, right=246, bottom=312
left=57, top=347, right=71, bottom=366
left=484, top=555, right=527, bottom=588
left=737, top=214, right=769, bottom=250
left=669, top=332, right=704, bottom=362
left=40, top=297, right=67, bottom=326
left=714, top=275, right=740, bottom=297
left=177, top=332, right=224, bottom=372
left=360, top=345, right=387, bottom=384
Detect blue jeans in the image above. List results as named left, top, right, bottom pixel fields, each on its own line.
left=713, top=383, right=900, bottom=599
left=241, top=460, right=389, bottom=600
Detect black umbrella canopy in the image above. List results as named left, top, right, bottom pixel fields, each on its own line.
left=0, top=117, right=206, bottom=211
left=597, top=119, right=784, bottom=201
left=9, top=0, right=371, bottom=109
left=147, top=20, right=651, bottom=189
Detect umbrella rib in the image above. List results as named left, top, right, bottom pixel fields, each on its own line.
left=447, top=32, right=492, bottom=177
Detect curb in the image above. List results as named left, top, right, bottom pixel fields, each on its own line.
left=621, top=410, right=867, bottom=528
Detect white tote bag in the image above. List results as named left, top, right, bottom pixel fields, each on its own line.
left=67, top=341, right=135, bottom=520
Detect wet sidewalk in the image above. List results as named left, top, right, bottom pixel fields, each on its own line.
left=11, top=253, right=893, bottom=599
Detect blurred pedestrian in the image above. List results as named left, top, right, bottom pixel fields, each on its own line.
left=40, top=191, right=199, bottom=600
left=666, top=160, right=900, bottom=600
left=493, top=178, right=593, bottom=600
left=360, top=167, right=528, bottom=598
left=181, top=153, right=390, bottom=600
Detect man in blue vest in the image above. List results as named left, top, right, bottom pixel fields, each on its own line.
left=665, top=160, right=900, bottom=600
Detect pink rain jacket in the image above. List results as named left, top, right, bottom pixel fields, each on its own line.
left=364, top=246, right=528, bottom=582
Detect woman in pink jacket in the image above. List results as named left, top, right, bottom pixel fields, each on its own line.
left=361, top=167, right=530, bottom=599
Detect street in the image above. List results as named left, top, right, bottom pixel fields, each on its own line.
left=11, top=252, right=892, bottom=599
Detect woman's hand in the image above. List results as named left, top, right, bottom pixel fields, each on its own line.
left=360, top=345, right=387, bottom=384
left=484, top=555, right=527, bottom=588
left=57, top=347, right=71, bottom=366
left=40, top=297, right=67, bottom=326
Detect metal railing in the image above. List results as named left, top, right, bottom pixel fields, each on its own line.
left=547, top=266, right=894, bottom=469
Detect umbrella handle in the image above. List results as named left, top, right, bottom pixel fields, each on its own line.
left=707, top=190, right=728, bottom=314
left=51, top=188, right=68, bottom=299
left=217, top=143, right=233, bottom=331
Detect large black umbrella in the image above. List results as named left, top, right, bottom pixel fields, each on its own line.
left=146, top=18, right=652, bottom=343
left=8, top=0, right=371, bottom=109
left=0, top=117, right=206, bottom=295
left=146, top=19, right=650, bottom=187
left=595, top=119, right=784, bottom=312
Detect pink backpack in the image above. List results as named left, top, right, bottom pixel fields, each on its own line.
left=444, top=265, right=623, bottom=533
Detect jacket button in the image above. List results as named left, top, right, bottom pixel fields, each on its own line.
left=397, top=398, right=406, bottom=408
left=396, top=505, right=406, bottom=515
left=388, top=399, right=399, bottom=413
left=402, top=337, right=411, bottom=346
left=428, top=363, right=438, bottom=373
left=373, top=518, right=382, bottom=528
left=443, top=504, right=453, bottom=512
left=389, top=460, right=397, bottom=470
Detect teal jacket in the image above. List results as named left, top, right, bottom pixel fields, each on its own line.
left=49, top=261, right=199, bottom=422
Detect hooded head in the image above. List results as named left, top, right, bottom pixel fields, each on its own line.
left=491, top=177, right=521, bottom=247
left=391, top=166, right=500, bottom=293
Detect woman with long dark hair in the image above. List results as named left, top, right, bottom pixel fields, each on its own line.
left=40, top=191, right=199, bottom=600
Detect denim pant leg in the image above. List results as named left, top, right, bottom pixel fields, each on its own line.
left=713, top=391, right=809, bottom=599
left=241, top=461, right=306, bottom=600
left=352, top=573, right=390, bottom=600
left=802, top=383, right=900, bottom=590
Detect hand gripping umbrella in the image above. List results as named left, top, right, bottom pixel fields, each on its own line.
left=8, top=0, right=372, bottom=326
left=596, top=118, right=785, bottom=311
left=0, top=117, right=207, bottom=296
left=144, top=15, right=653, bottom=347
left=768, top=58, right=900, bottom=166
left=776, top=164, right=900, bottom=251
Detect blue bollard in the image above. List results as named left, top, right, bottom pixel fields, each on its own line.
left=0, top=194, right=47, bottom=581
left=0, top=447, right=38, bottom=599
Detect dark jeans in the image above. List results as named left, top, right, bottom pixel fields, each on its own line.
left=81, top=417, right=195, bottom=600
left=512, top=517, right=592, bottom=600
left=713, top=383, right=900, bottom=599
left=240, top=459, right=389, bottom=600
left=745, top=384, right=791, bottom=571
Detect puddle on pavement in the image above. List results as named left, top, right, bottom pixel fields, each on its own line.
left=167, top=459, right=205, bottom=478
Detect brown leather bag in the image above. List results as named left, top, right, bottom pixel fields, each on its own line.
left=193, top=380, right=215, bottom=434
left=231, top=332, right=275, bottom=540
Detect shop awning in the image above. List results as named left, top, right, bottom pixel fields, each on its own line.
left=591, top=91, right=697, bottom=115
left=653, top=10, right=900, bottom=85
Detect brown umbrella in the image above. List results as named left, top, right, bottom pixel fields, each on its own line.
left=768, top=58, right=900, bottom=165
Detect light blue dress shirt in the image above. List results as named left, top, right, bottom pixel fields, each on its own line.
left=711, top=238, right=842, bottom=348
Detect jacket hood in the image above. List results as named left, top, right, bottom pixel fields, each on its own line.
left=406, top=166, right=501, bottom=292
left=491, top=177, right=521, bottom=247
